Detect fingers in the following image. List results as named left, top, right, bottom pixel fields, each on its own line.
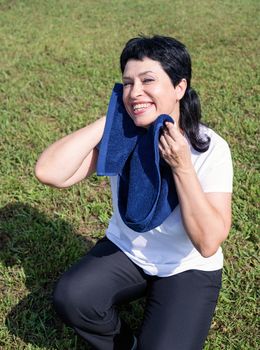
left=160, top=122, right=177, bottom=147
left=159, top=121, right=187, bottom=155
left=165, top=121, right=182, bottom=139
left=159, top=121, right=191, bottom=171
left=160, top=132, right=170, bottom=149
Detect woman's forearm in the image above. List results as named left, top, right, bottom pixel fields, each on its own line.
left=159, top=122, right=231, bottom=257
left=35, top=116, right=105, bottom=187
left=173, top=167, right=231, bottom=257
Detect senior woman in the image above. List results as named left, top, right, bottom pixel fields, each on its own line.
left=35, top=35, right=233, bottom=350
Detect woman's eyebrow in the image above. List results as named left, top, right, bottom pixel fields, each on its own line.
left=122, top=70, right=155, bottom=79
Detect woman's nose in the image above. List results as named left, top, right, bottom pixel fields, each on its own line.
left=130, top=82, right=143, bottom=99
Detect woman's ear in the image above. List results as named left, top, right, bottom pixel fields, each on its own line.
left=176, top=79, right=187, bottom=100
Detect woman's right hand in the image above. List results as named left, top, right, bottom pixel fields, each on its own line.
left=35, top=116, right=106, bottom=188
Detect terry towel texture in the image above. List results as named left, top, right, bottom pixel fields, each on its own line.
left=97, top=83, right=179, bottom=232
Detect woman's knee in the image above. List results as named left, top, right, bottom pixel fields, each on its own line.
left=53, top=268, right=115, bottom=330
left=52, top=271, right=82, bottom=325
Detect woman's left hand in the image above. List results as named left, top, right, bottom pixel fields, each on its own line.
left=159, top=121, right=192, bottom=173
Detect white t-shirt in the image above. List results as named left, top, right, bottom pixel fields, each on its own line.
left=105, top=126, right=233, bottom=277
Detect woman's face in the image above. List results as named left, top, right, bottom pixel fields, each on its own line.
left=122, top=57, right=181, bottom=128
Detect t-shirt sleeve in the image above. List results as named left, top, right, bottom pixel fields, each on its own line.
left=199, top=139, right=233, bottom=193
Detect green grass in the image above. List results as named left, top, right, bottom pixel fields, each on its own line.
left=0, top=0, right=259, bottom=349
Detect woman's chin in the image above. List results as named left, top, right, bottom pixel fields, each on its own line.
left=132, top=115, right=157, bottom=128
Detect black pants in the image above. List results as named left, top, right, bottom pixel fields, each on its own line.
left=53, top=237, right=222, bottom=350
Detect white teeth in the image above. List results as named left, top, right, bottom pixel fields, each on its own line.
left=133, top=103, right=151, bottom=111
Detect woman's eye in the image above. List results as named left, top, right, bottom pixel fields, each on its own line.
left=123, top=82, right=132, bottom=87
left=143, top=78, right=154, bottom=84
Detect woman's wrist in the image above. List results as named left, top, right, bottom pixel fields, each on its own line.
left=171, top=164, right=194, bottom=177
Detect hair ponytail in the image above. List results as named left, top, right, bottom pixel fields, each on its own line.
left=180, top=87, right=210, bottom=152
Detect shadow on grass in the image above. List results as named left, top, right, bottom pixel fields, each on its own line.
left=0, top=202, right=94, bottom=349
left=1, top=202, right=144, bottom=349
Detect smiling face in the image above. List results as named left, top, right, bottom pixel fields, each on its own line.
left=122, top=57, right=184, bottom=128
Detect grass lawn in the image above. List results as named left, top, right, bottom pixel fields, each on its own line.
left=0, top=0, right=259, bottom=349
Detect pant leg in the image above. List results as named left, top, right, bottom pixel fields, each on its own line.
left=53, top=237, right=147, bottom=350
left=138, top=269, right=222, bottom=350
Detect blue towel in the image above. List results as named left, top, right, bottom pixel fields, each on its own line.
left=97, top=83, right=179, bottom=232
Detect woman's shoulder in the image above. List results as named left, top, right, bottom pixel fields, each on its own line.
left=190, top=124, right=232, bottom=167
left=199, top=124, right=230, bottom=151
left=195, top=125, right=233, bottom=192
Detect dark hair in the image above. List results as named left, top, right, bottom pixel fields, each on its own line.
left=120, top=35, right=210, bottom=152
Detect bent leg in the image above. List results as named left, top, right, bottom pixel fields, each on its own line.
left=138, top=269, right=222, bottom=350
left=53, top=237, right=147, bottom=350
